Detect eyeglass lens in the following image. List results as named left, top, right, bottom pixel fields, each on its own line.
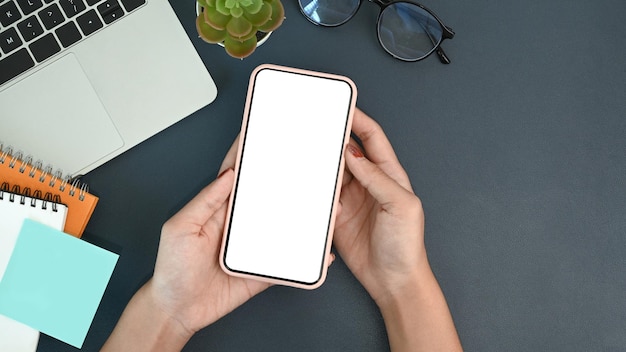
left=298, top=0, right=444, bottom=61
left=299, top=0, right=361, bottom=27
left=378, top=3, right=443, bottom=61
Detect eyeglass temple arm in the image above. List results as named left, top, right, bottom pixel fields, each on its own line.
left=435, top=47, right=450, bottom=64
left=436, top=25, right=455, bottom=64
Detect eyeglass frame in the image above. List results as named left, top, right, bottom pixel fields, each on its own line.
left=298, top=0, right=455, bottom=64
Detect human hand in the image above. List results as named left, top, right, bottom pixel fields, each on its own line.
left=103, top=138, right=272, bottom=351
left=149, top=137, right=271, bottom=335
left=334, top=108, right=427, bottom=306
left=334, top=109, right=462, bottom=352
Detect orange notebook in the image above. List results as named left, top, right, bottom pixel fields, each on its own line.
left=0, top=146, right=98, bottom=238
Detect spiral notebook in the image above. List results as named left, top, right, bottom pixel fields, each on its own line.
left=0, top=145, right=98, bottom=237
left=0, top=187, right=68, bottom=352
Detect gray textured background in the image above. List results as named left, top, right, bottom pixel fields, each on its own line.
left=37, top=0, right=626, bottom=350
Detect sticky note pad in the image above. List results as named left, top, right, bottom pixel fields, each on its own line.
left=0, top=219, right=119, bottom=348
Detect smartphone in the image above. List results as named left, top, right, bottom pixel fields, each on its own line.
left=220, top=64, right=357, bottom=289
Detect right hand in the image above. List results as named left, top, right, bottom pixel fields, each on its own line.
left=333, top=108, right=428, bottom=306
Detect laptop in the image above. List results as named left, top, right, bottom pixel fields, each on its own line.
left=0, top=0, right=217, bottom=176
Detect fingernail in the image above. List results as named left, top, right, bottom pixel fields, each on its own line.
left=218, top=168, right=232, bottom=178
left=347, top=144, right=364, bottom=158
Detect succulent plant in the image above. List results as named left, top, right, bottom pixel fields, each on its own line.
left=196, top=0, right=285, bottom=58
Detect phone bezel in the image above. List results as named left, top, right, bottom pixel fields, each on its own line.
left=219, top=64, right=357, bottom=289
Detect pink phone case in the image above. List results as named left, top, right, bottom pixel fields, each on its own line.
left=219, top=64, right=357, bottom=289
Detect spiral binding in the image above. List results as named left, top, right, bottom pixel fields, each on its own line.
left=0, top=182, right=62, bottom=212
left=0, top=142, right=89, bottom=202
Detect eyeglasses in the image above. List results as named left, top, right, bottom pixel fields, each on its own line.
left=298, top=0, right=455, bottom=63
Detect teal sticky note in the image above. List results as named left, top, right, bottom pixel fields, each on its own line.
left=0, top=219, right=119, bottom=348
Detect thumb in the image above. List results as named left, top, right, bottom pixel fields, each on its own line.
left=345, top=144, right=413, bottom=209
left=167, top=168, right=235, bottom=227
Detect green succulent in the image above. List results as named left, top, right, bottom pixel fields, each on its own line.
left=196, top=0, right=285, bottom=58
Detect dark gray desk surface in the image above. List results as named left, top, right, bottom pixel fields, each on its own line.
left=37, top=0, right=626, bottom=351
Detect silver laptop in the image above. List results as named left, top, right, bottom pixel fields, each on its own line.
left=0, top=0, right=217, bottom=176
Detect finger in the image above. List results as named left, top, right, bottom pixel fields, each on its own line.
left=203, top=193, right=232, bottom=241
left=218, top=135, right=240, bottom=175
left=341, top=138, right=358, bottom=187
left=341, top=159, right=354, bottom=187
left=168, top=169, right=235, bottom=228
left=327, top=253, right=336, bottom=267
left=351, top=109, right=398, bottom=165
left=347, top=139, right=412, bottom=194
left=345, top=144, right=414, bottom=210
left=351, top=109, right=412, bottom=191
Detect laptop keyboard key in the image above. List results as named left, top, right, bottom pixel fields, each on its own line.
left=16, top=0, right=43, bottom=15
left=59, top=0, right=86, bottom=18
left=76, top=9, right=102, bottom=36
left=97, top=0, right=123, bottom=24
left=29, top=32, right=61, bottom=62
left=0, top=27, right=22, bottom=53
left=120, top=0, right=144, bottom=12
left=17, top=15, right=45, bottom=42
left=0, top=48, right=35, bottom=85
left=1, top=0, right=145, bottom=85
left=56, top=21, right=82, bottom=47
left=0, top=1, right=22, bottom=27
left=38, top=3, right=65, bottom=30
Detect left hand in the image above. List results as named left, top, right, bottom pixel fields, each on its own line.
left=149, top=137, right=271, bottom=334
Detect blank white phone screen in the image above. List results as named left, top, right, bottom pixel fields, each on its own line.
left=224, top=68, right=354, bottom=284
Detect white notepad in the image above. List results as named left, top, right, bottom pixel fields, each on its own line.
left=0, top=189, right=68, bottom=352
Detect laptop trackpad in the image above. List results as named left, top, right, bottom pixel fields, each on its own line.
left=0, top=54, right=123, bottom=175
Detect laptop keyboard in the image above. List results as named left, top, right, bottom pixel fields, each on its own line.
left=0, top=0, right=145, bottom=86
